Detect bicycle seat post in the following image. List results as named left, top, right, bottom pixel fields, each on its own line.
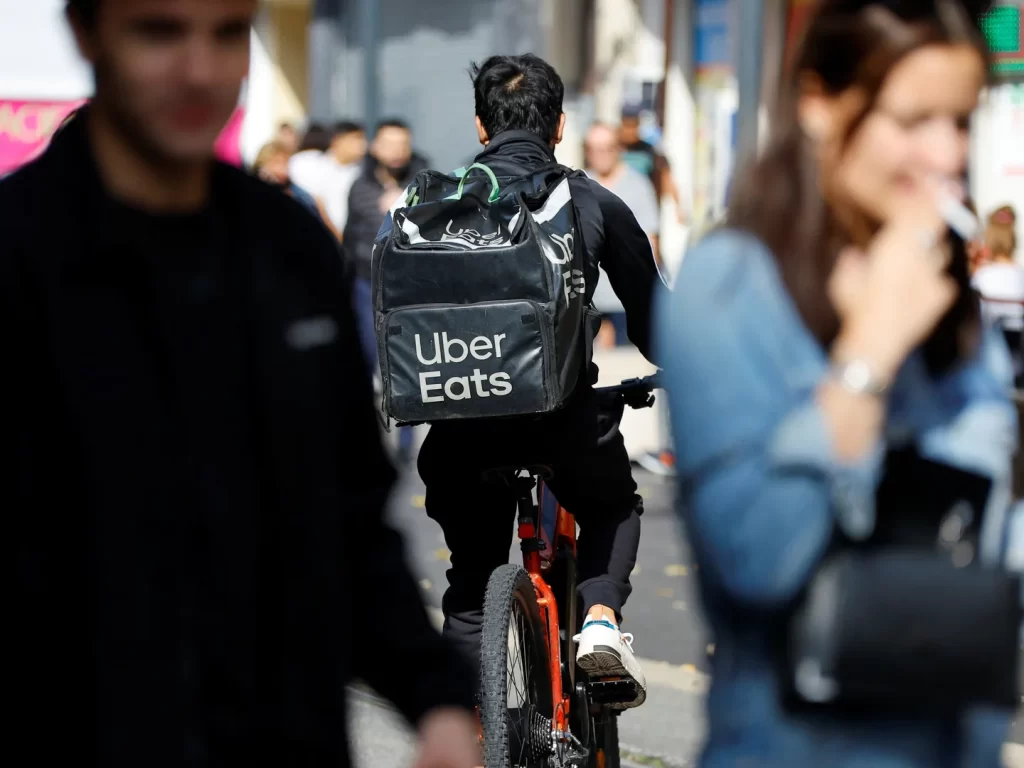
left=514, top=472, right=546, bottom=564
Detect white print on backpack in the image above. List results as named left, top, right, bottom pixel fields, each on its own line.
left=562, top=269, right=585, bottom=302
left=546, top=231, right=574, bottom=265
left=419, top=370, right=513, bottom=402
left=442, top=220, right=505, bottom=248
left=400, top=215, right=508, bottom=250
left=414, top=332, right=513, bottom=403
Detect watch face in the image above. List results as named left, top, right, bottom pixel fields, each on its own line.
left=843, top=361, right=871, bottom=391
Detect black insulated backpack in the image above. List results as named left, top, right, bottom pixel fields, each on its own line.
left=371, top=162, right=590, bottom=425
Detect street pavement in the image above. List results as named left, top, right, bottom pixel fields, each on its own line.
left=348, top=463, right=1024, bottom=767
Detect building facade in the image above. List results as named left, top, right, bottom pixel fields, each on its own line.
left=249, top=0, right=591, bottom=172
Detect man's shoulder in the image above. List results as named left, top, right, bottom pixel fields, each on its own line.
left=224, top=164, right=348, bottom=291
left=225, top=163, right=318, bottom=219
left=222, top=164, right=341, bottom=254
left=0, top=153, right=58, bottom=247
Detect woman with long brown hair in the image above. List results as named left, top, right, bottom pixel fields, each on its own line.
left=657, top=1, right=1019, bottom=765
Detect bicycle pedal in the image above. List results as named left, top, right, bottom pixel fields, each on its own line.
left=586, top=677, right=639, bottom=705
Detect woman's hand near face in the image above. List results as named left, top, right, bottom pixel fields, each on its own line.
left=829, top=198, right=958, bottom=382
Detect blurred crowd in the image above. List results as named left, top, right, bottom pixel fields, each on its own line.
left=253, top=112, right=685, bottom=358
left=968, top=202, right=1023, bottom=384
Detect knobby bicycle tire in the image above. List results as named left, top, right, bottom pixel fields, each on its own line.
left=480, top=564, right=554, bottom=768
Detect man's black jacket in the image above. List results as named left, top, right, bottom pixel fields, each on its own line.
left=2, top=111, right=473, bottom=766
left=342, top=153, right=428, bottom=280
left=381, top=131, right=661, bottom=361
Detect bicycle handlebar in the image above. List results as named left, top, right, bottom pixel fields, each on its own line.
left=594, top=373, right=661, bottom=405
left=593, top=373, right=663, bottom=447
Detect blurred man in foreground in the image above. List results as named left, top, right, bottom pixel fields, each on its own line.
left=3, top=1, right=478, bottom=766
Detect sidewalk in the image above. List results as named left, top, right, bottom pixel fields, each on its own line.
left=346, top=608, right=1024, bottom=768
left=348, top=686, right=1024, bottom=768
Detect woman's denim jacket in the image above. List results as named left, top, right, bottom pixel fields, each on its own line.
left=655, top=229, right=1020, bottom=768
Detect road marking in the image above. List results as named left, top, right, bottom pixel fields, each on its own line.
left=410, top=495, right=426, bottom=508
left=655, top=587, right=675, bottom=598
left=671, top=600, right=688, bottom=611
left=1006, top=744, right=1024, bottom=768
left=664, top=564, right=689, bottom=577
left=419, top=579, right=432, bottom=591
left=432, top=548, right=451, bottom=563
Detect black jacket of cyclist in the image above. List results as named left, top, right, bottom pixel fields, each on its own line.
left=408, top=54, right=661, bottom=708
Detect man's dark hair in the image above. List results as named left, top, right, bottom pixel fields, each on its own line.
left=298, top=123, right=332, bottom=153
left=332, top=120, right=365, bottom=138
left=470, top=54, right=564, bottom=143
left=375, top=118, right=410, bottom=135
left=66, top=0, right=100, bottom=26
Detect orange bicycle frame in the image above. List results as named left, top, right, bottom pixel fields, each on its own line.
left=518, top=479, right=577, bottom=735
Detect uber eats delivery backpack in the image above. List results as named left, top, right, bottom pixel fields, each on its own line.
left=371, top=162, right=594, bottom=425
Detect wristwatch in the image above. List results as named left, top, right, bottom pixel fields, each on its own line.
left=830, top=359, right=891, bottom=397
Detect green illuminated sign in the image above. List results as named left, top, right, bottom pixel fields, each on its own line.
left=982, top=4, right=1024, bottom=76
left=983, top=5, right=1021, bottom=53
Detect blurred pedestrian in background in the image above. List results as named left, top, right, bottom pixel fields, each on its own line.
left=973, top=204, right=1023, bottom=383
left=274, top=121, right=299, bottom=154
left=343, top=118, right=427, bottom=464
left=288, top=121, right=333, bottom=204
left=585, top=121, right=661, bottom=349
left=4, top=1, right=480, bottom=766
left=619, top=105, right=687, bottom=225
left=321, top=120, right=367, bottom=235
left=657, top=1, right=1020, bottom=766
left=252, top=140, right=339, bottom=238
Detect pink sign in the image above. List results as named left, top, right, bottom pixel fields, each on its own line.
left=214, top=107, right=245, bottom=167
left=0, top=99, right=86, bottom=174
left=0, top=98, right=246, bottom=176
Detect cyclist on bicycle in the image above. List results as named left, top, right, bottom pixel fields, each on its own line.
left=403, top=54, right=661, bottom=708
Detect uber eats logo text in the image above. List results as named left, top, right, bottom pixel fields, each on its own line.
left=415, top=332, right=512, bottom=403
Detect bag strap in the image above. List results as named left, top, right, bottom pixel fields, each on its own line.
left=445, top=162, right=501, bottom=203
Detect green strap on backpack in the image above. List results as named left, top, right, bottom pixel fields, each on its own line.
left=445, top=162, right=501, bottom=203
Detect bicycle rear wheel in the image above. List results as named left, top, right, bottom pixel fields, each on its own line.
left=480, top=564, right=554, bottom=768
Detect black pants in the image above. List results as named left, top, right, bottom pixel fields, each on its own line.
left=417, top=386, right=643, bottom=683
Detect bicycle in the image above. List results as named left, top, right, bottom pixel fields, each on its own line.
left=477, top=375, right=660, bottom=768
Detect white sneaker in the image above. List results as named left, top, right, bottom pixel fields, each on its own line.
left=573, top=617, right=647, bottom=709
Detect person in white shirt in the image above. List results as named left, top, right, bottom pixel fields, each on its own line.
left=321, top=121, right=367, bottom=236
left=288, top=124, right=333, bottom=206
